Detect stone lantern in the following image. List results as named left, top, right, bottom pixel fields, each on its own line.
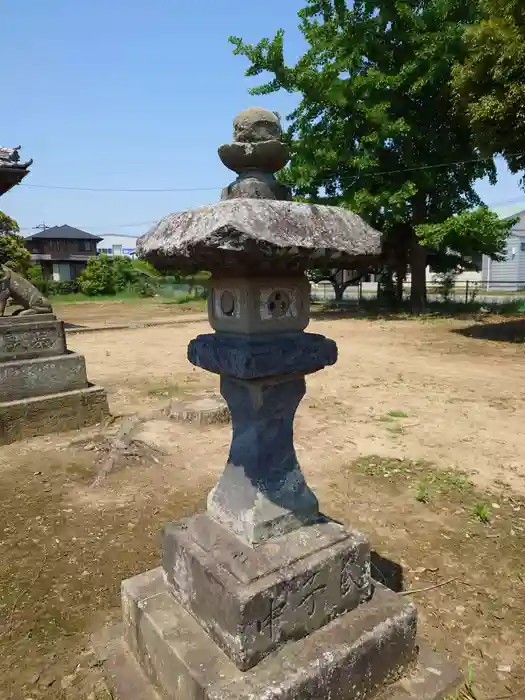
left=96, top=108, right=458, bottom=700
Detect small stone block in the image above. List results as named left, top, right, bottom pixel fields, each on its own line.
left=0, top=352, right=88, bottom=402
left=188, top=331, right=337, bottom=379
left=162, top=514, right=371, bottom=670
left=111, top=567, right=419, bottom=700
left=167, top=396, right=230, bottom=425
left=0, top=385, right=109, bottom=445
left=0, top=318, right=66, bottom=361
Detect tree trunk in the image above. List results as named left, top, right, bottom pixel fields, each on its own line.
left=333, top=281, right=344, bottom=302
left=394, top=271, right=404, bottom=304
left=409, top=235, right=427, bottom=314
left=410, top=193, right=428, bottom=314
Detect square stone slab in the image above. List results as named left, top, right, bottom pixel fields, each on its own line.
left=162, top=513, right=371, bottom=670
left=0, top=317, right=66, bottom=362
left=0, top=352, right=88, bottom=402
left=93, top=567, right=459, bottom=700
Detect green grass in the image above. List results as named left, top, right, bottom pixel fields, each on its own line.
left=415, top=481, right=431, bottom=504
left=316, top=296, right=525, bottom=320
left=387, top=410, right=409, bottom=419
left=353, top=456, right=475, bottom=498
left=473, top=502, right=491, bottom=524
left=51, top=290, right=153, bottom=304
left=50, top=289, right=207, bottom=307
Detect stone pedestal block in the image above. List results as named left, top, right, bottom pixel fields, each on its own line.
left=0, top=385, right=109, bottom=445
left=0, top=314, right=109, bottom=444
left=0, top=315, right=66, bottom=361
left=94, top=567, right=457, bottom=700
left=162, top=514, right=371, bottom=670
left=0, top=352, right=88, bottom=402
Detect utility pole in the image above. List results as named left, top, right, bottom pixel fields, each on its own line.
left=33, top=222, right=49, bottom=232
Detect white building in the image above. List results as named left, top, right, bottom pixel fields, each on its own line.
left=97, top=234, right=138, bottom=258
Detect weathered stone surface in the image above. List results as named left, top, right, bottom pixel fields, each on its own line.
left=207, top=275, right=310, bottom=335
left=0, top=385, right=109, bottom=445
left=0, top=317, right=66, bottom=361
left=0, top=313, right=56, bottom=326
left=162, top=514, right=371, bottom=670
left=376, top=644, right=462, bottom=699
left=219, top=107, right=291, bottom=198
left=205, top=375, right=319, bottom=544
left=219, top=140, right=290, bottom=175
left=189, top=332, right=337, bottom=379
left=221, top=172, right=291, bottom=201
left=95, top=622, right=458, bottom=700
left=0, top=352, right=88, bottom=402
left=137, top=198, right=382, bottom=274
left=0, top=264, right=53, bottom=315
left=167, top=396, right=230, bottom=425
left=112, top=568, right=419, bottom=700
left=232, top=107, right=282, bottom=143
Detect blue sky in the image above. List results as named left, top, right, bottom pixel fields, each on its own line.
left=2, top=0, right=524, bottom=237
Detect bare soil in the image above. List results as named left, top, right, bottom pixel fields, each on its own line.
left=1, top=302, right=524, bottom=699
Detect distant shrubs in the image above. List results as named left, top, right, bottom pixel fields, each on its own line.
left=78, top=255, right=159, bottom=297
left=29, top=256, right=211, bottom=301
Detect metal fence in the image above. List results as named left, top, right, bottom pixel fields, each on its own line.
left=310, top=280, right=525, bottom=306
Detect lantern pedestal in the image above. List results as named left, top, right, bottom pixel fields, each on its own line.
left=95, top=567, right=459, bottom=700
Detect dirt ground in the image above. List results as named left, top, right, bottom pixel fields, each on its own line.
left=1, top=301, right=524, bottom=699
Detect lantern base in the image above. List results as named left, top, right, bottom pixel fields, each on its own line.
left=161, top=513, right=371, bottom=670
left=93, top=567, right=460, bottom=700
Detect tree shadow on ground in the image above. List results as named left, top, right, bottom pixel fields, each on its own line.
left=454, top=319, right=525, bottom=343
left=312, top=303, right=482, bottom=323
left=312, top=298, right=525, bottom=323
left=370, top=550, right=404, bottom=592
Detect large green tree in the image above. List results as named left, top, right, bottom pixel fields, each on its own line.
left=0, top=211, right=31, bottom=274
left=451, top=0, right=525, bottom=184
left=230, top=0, right=497, bottom=311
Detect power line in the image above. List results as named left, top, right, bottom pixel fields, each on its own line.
left=18, top=219, right=157, bottom=233
left=19, top=183, right=222, bottom=193
left=15, top=152, right=523, bottom=193
left=16, top=194, right=525, bottom=234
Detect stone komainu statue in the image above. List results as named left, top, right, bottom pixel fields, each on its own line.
left=0, top=264, right=53, bottom=316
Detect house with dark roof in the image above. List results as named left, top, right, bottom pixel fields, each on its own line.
left=24, top=225, right=102, bottom=282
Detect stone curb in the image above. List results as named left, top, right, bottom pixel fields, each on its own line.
left=65, top=315, right=207, bottom=335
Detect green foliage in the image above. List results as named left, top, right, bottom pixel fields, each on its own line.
left=26, top=264, right=46, bottom=292
left=434, top=271, right=456, bottom=302
left=416, top=207, right=515, bottom=265
left=452, top=0, right=525, bottom=183
left=78, top=255, right=160, bottom=297
left=415, top=482, right=431, bottom=504
left=0, top=211, right=20, bottom=235
left=50, top=280, right=80, bottom=295
left=78, top=255, right=116, bottom=296
left=230, top=0, right=496, bottom=312
left=473, top=502, right=491, bottom=523
left=130, top=258, right=161, bottom=278
left=0, top=211, right=31, bottom=274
